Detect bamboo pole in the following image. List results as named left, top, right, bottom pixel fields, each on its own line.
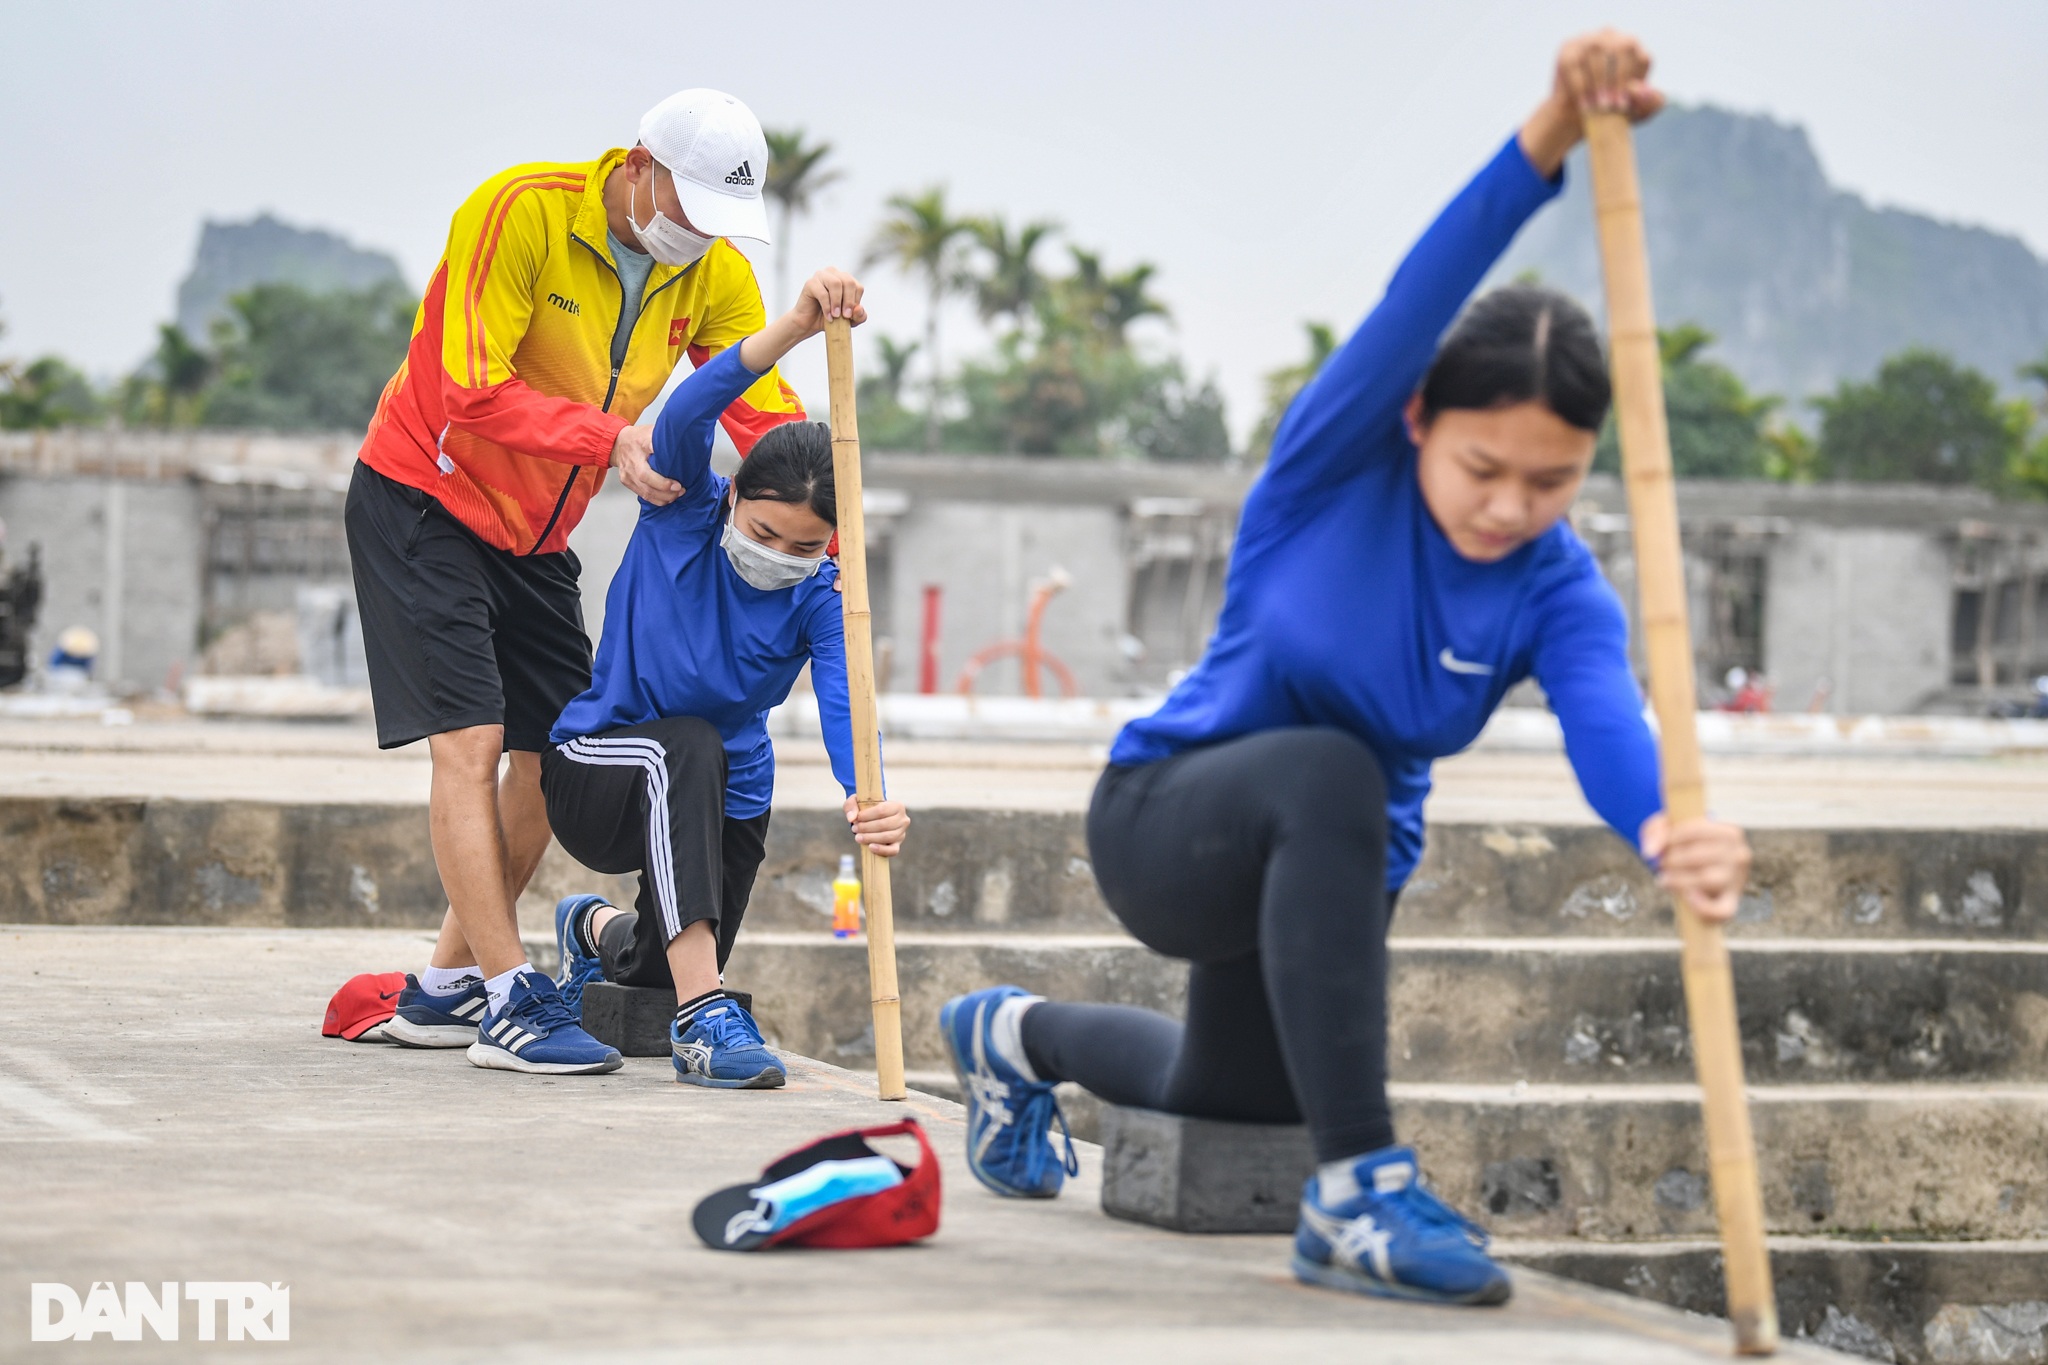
left=1584, top=110, right=1779, bottom=1356
left=824, top=317, right=908, bottom=1102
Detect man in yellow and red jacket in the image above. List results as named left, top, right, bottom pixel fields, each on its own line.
left=345, top=89, right=802, bottom=1070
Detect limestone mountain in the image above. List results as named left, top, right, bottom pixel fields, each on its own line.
left=1494, top=105, right=2048, bottom=403
left=175, top=214, right=404, bottom=341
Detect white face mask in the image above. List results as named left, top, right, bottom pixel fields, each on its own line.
left=630, top=166, right=714, bottom=267
left=721, top=508, right=827, bottom=591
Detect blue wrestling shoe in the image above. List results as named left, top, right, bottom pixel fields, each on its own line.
left=553, top=894, right=611, bottom=1010
left=939, top=985, right=1077, bottom=1199
left=1292, top=1145, right=1511, bottom=1305
left=467, top=970, right=622, bottom=1075
left=384, top=972, right=487, bottom=1048
left=672, top=995, right=786, bottom=1089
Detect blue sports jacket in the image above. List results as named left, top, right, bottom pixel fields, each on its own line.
left=1111, top=134, right=1663, bottom=887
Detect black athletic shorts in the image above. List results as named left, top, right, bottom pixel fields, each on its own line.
left=344, top=461, right=592, bottom=752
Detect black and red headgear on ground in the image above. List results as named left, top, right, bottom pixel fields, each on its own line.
left=692, top=1118, right=941, bottom=1251
left=322, top=971, right=407, bottom=1041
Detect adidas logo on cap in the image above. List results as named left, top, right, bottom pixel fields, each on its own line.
left=724, top=160, right=755, bottom=188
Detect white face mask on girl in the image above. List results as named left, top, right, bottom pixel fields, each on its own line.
left=630, top=165, right=714, bottom=268
left=721, top=510, right=826, bottom=591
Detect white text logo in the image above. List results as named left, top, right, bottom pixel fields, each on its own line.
left=30, top=1282, right=290, bottom=1341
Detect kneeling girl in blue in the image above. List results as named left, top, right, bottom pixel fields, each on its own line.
left=940, top=31, right=1753, bottom=1305
left=540, top=268, right=909, bottom=1090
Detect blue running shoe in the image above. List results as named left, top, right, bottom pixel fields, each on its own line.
left=672, top=996, right=786, bottom=1089
left=467, top=970, right=622, bottom=1075
left=553, top=894, right=611, bottom=1010
left=939, top=985, right=1077, bottom=1199
left=384, top=972, right=487, bottom=1049
left=1292, top=1145, right=1511, bottom=1305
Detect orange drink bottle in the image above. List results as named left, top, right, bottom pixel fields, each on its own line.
left=831, top=853, right=862, bottom=939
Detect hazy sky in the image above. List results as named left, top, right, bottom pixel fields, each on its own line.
left=4, top=1, right=2045, bottom=441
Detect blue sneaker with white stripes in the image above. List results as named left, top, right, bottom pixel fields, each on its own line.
left=553, top=893, right=611, bottom=1010
left=1292, top=1145, right=1511, bottom=1305
left=939, top=985, right=1077, bottom=1198
left=467, top=970, right=622, bottom=1075
left=672, top=996, right=786, bottom=1089
left=384, top=973, right=488, bottom=1048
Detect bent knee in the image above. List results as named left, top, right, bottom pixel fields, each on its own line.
left=428, top=724, right=507, bottom=779
left=659, top=715, right=724, bottom=759
left=1258, top=729, right=1387, bottom=831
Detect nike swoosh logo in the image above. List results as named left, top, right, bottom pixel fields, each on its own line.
left=1438, top=647, right=1495, bottom=676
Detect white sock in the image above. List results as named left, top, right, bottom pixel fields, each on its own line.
left=484, top=964, right=531, bottom=1015
left=988, top=994, right=1044, bottom=1082
left=1317, top=1156, right=1364, bottom=1205
left=1318, top=1148, right=1411, bottom=1206
left=420, top=965, right=481, bottom=997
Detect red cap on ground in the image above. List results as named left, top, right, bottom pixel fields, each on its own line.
left=692, top=1119, right=941, bottom=1251
left=322, top=971, right=408, bottom=1041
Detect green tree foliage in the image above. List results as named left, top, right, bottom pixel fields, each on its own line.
left=1814, top=347, right=2030, bottom=488
left=1250, top=322, right=1339, bottom=459
left=0, top=355, right=104, bottom=429
left=1596, top=324, right=1776, bottom=478
left=966, top=216, right=1059, bottom=326
left=865, top=187, right=977, bottom=453
left=854, top=333, right=924, bottom=450
left=944, top=242, right=1223, bottom=459
left=2007, top=349, right=2048, bottom=498
left=860, top=194, right=1226, bottom=459
left=118, top=323, right=216, bottom=428
left=0, top=308, right=105, bottom=430
left=201, top=280, right=416, bottom=431
left=763, top=128, right=841, bottom=315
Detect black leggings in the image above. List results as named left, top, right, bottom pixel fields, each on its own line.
left=1022, top=728, right=1395, bottom=1163
left=539, top=715, right=770, bottom=988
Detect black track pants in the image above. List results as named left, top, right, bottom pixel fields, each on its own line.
left=539, top=715, right=769, bottom=987
left=1022, top=727, right=1396, bottom=1163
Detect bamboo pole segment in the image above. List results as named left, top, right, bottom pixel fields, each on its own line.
left=1583, top=110, right=1779, bottom=1357
left=824, top=317, right=907, bottom=1102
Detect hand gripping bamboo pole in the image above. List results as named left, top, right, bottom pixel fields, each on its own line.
left=1584, top=111, right=1778, bottom=1356
left=824, top=317, right=908, bottom=1102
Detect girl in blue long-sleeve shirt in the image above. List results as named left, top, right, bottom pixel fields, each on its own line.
left=536, top=268, right=910, bottom=1089
left=942, top=31, right=1753, bottom=1305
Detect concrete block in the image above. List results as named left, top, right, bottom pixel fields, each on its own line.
left=580, top=982, right=753, bottom=1057
left=1098, top=1104, right=1314, bottom=1234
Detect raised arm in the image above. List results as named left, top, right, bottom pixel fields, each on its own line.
left=1254, top=30, right=1662, bottom=525
left=620, top=268, right=867, bottom=510
left=645, top=345, right=763, bottom=506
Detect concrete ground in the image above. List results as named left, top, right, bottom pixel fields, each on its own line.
left=0, top=927, right=1849, bottom=1363
left=9, top=714, right=2048, bottom=827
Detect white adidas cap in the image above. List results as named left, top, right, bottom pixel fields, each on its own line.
left=638, top=88, right=771, bottom=244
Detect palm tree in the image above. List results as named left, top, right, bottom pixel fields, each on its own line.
left=1046, top=248, right=1169, bottom=345
left=763, top=129, right=843, bottom=314
left=863, top=334, right=921, bottom=407
left=2022, top=350, right=2048, bottom=421
left=967, top=216, right=1059, bottom=328
left=1099, top=261, right=1170, bottom=342
left=866, top=187, right=975, bottom=452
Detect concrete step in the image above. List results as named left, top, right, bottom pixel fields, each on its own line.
left=902, top=1071, right=2048, bottom=1243
left=10, top=795, right=2047, bottom=944
left=714, top=931, right=2048, bottom=1085
left=753, top=813, right=2048, bottom=943
left=1496, top=1238, right=2048, bottom=1365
